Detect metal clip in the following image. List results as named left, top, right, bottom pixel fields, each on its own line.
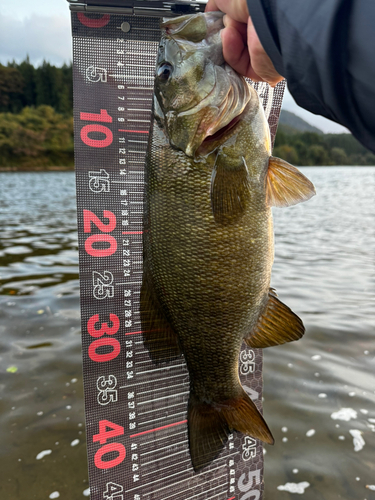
left=66, top=0, right=206, bottom=17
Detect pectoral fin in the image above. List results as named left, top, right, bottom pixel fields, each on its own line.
left=211, top=155, right=251, bottom=225
left=266, top=156, right=316, bottom=207
left=140, top=267, right=182, bottom=364
left=245, top=289, right=305, bottom=348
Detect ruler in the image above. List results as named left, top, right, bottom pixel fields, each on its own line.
left=69, top=3, right=285, bottom=499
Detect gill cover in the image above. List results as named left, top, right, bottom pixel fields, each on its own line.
left=154, top=12, right=251, bottom=157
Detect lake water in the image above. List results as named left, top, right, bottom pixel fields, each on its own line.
left=0, top=167, right=374, bottom=500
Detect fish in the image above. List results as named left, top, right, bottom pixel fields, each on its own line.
left=140, top=11, right=316, bottom=472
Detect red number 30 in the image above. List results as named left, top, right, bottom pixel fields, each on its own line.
left=87, top=314, right=120, bottom=363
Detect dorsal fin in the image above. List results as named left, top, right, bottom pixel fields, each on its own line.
left=266, top=156, right=316, bottom=207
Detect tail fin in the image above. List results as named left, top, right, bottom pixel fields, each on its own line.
left=188, top=390, right=274, bottom=472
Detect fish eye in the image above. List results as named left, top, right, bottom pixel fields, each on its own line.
left=157, top=63, right=173, bottom=82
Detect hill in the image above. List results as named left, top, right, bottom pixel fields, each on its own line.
left=278, top=110, right=323, bottom=134
left=274, top=111, right=374, bottom=165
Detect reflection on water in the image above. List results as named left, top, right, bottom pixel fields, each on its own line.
left=0, top=168, right=374, bottom=499
left=0, top=173, right=87, bottom=499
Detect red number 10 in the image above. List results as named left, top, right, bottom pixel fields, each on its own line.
left=80, top=109, right=113, bottom=148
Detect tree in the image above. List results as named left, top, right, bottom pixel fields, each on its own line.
left=364, top=153, right=375, bottom=165
left=0, top=65, right=24, bottom=111
left=58, top=63, right=73, bottom=114
left=307, top=145, right=330, bottom=165
left=35, top=61, right=60, bottom=109
left=17, top=56, right=37, bottom=108
left=273, top=144, right=299, bottom=164
left=0, top=106, right=74, bottom=167
left=330, top=147, right=348, bottom=165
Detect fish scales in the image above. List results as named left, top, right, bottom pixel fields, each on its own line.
left=141, top=11, right=316, bottom=471
left=145, top=108, right=271, bottom=397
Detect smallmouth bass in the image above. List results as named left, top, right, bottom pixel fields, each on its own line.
left=141, top=11, right=316, bottom=472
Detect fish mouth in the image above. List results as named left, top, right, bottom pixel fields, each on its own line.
left=195, top=111, right=244, bottom=157
left=203, top=112, right=243, bottom=143
left=184, top=65, right=251, bottom=158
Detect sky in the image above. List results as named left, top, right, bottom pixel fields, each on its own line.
left=0, top=0, right=348, bottom=133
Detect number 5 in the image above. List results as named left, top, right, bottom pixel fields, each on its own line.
left=239, top=469, right=261, bottom=492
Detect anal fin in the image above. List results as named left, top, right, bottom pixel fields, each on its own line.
left=245, top=289, right=305, bottom=348
left=140, top=267, right=181, bottom=364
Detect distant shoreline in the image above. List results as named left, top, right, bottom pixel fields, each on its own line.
left=0, top=165, right=74, bottom=172
left=1, top=105, right=374, bottom=169
left=1, top=165, right=373, bottom=173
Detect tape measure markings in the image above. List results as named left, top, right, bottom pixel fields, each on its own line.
left=70, top=11, right=281, bottom=500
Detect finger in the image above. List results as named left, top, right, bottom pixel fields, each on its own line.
left=247, top=18, right=284, bottom=86
left=205, top=0, right=220, bottom=12
left=223, top=15, right=247, bottom=39
left=205, top=0, right=249, bottom=24
left=221, top=26, right=252, bottom=79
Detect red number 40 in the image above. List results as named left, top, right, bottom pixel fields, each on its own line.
left=93, top=420, right=126, bottom=470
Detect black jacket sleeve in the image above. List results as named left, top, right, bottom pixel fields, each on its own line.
left=248, top=0, right=375, bottom=152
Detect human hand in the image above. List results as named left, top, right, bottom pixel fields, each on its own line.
left=205, top=0, right=284, bottom=87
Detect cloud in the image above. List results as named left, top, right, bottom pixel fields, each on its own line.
left=0, top=14, right=72, bottom=66
left=0, top=10, right=349, bottom=134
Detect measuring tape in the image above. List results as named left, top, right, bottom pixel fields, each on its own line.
left=69, top=2, right=285, bottom=499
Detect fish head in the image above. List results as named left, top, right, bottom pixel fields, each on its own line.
left=154, top=12, right=252, bottom=158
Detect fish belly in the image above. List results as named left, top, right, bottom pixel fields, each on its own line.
left=145, top=146, right=273, bottom=403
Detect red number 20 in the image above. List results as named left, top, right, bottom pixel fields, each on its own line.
left=83, top=210, right=117, bottom=257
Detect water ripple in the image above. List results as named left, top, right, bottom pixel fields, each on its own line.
left=0, top=168, right=374, bottom=499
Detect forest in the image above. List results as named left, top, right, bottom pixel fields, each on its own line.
left=273, top=128, right=375, bottom=166
left=0, top=59, right=374, bottom=169
left=0, top=59, right=73, bottom=168
left=0, top=58, right=73, bottom=114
